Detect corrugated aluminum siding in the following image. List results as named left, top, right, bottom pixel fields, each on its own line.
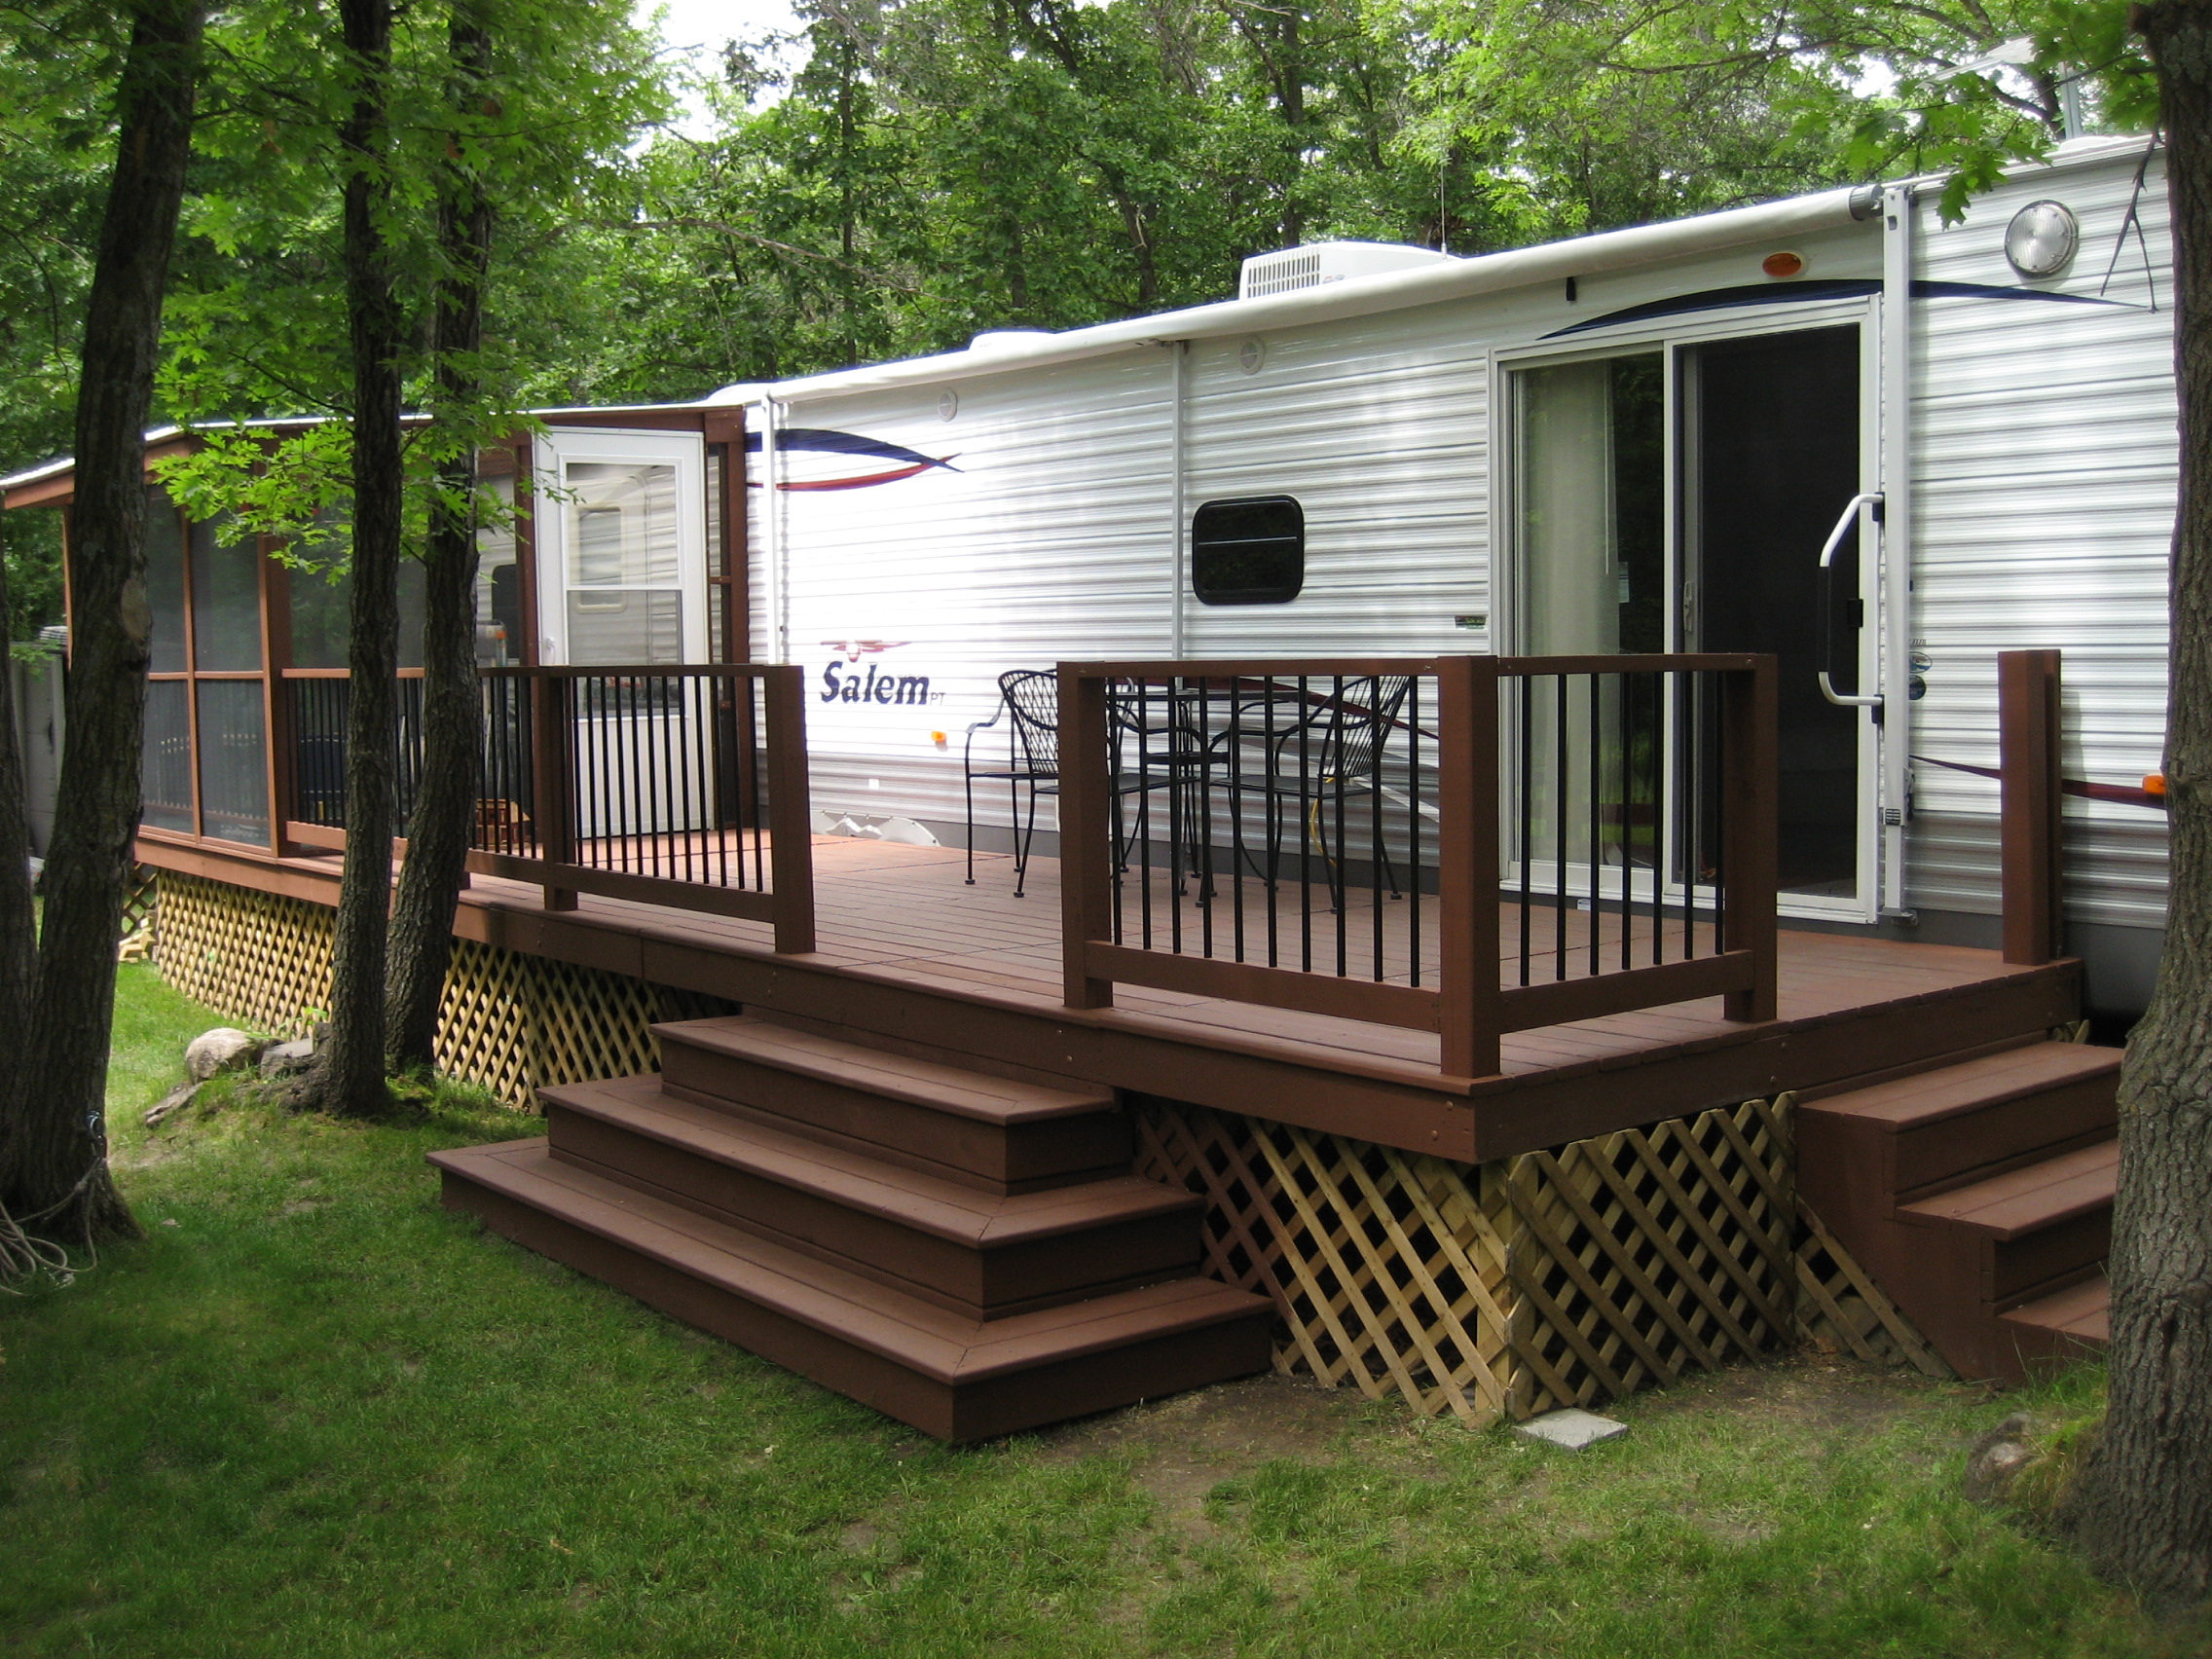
left=1181, top=309, right=1489, bottom=659
left=754, top=351, right=1178, bottom=828
left=1907, top=144, right=2173, bottom=928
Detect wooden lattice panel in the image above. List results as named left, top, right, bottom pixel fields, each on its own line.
left=1138, top=1094, right=1873, bottom=1427
left=1503, top=1098, right=1796, bottom=1417
left=154, top=872, right=733, bottom=1110
left=153, top=872, right=334, bottom=1039
left=1795, top=1199, right=1951, bottom=1377
left=1134, top=1102, right=1515, bottom=1423
left=120, top=864, right=159, bottom=940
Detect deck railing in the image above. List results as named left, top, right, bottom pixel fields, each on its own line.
left=1056, top=654, right=1778, bottom=1077
left=277, top=663, right=815, bottom=954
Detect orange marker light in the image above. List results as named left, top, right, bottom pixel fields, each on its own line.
left=1761, top=250, right=1806, bottom=278
left=2145, top=772, right=2167, bottom=797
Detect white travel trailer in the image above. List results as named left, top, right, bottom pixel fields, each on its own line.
left=643, top=131, right=2169, bottom=1025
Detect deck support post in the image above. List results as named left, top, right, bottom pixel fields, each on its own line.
left=761, top=664, right=816, bottom=954
left=1437, top=656, right=1502, bottom=1078
left=530, top=673, right=576, bottom=911
left=1720, top=656, right=1779, bottom=1022
left=1058, top=664, right=1115, bottom=1010
left=1998, top=648, right=2064, bottom=966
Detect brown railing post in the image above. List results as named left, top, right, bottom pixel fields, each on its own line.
left=530, top=672, right=577, bottom=911
left=761, top=664, right=817, bottom=954
left=1720, top=656, right=1779, bottom=1022
left=1999, top=647, right=2064, bottom=966
left=1058, top=664, right=1115, bottom=1011
left=1437, top=655, right=1502, bottom=1077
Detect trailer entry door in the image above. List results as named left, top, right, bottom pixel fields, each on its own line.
left=1680, top=325, right=1864, bottom=902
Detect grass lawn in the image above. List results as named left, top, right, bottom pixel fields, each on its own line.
left=0, top=964, right=2198, bottom=1656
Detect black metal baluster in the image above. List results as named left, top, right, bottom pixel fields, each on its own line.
left=1553, top=675, right=1568, bottom=981
left=1298, top=679, right=1313, bottom=973
left=1518, top=675, right=1533, bottom=987
left=1408, top=675, right=1422, bottom=988
left=1587, top=672, right=1602, bottom=977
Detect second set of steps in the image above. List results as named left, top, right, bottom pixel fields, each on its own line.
left=1798, top=1038, right=2120, bottom=1382
left=430, top=1017, right=1272, bottom=1440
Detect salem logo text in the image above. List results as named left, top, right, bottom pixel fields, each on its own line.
left=820, top=661, right=938, bottom=706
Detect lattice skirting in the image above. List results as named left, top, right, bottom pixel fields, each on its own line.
left=1135, top=1093, right=1948, bottom=1427
left=149, top=872, right=731, bottom=1108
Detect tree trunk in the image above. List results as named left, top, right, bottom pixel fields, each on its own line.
left=386, top=4, right=494, bottom=1073
left=301, top=0, right=403, bottom=1117
left=0, top=521, right=38, bottom=1045
left=2058, top=0, right=2212, bottom=1608
left=0, top=0, right=204, bottom=1241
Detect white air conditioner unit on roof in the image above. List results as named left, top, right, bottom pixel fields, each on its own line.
left=1236, top=240, right=1453, bottom=302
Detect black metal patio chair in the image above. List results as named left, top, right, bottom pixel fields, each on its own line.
left=964, top=670, right=1060, bottom=897
left=1232, top=674, right=1415, bottom=912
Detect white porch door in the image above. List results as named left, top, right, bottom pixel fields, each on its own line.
left=534, top=428, right=709, bottom=666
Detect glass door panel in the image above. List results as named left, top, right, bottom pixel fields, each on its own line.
left=1510, top=353, right=1665, bottom=903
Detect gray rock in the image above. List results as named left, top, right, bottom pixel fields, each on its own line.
left=144, top=1080, right=203, bottom=1127
left=184, top=1027, right=265, bottom=1081
left=259, top=1037, right=316, bottom=1078
left=1514, top=1408, right=1629, bottom=1452
left=1964, top=1412, right=2041, bottom=1505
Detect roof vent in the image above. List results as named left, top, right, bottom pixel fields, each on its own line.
left=1237, top=240, right=1453, bottom=302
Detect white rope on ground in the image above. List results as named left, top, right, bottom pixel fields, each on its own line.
left=0, top=1158, right=107, bottom=1289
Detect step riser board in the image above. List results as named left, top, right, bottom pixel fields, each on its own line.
left=1987, top=1214, right=2112, bottom=1306
left=658, top=1043, right=1130, bottom=1196
left=439, top=1165, right=1272, bottom=1442
left=1891, top=1075, right=2118, bottom=1198
left=545, top=1105, right=1200, bottom=1319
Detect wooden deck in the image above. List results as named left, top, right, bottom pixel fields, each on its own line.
left=139, top=830, right=2083, bottom=1161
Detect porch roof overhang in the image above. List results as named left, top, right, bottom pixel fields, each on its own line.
left=0, top=402, right=744, bottom=508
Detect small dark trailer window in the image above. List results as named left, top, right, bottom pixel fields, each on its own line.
left=1192, top=495, right=1304, bottom=604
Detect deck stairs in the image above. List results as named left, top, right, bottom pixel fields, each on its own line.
left=429, top=1016, right=1274, bottom=1440
left=1797, top=1039, right=2120, bottom=1382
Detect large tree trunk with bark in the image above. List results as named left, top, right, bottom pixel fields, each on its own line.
left=302, top=0, right=404, bottom=1117
left=386, top=4, right=494, bottom=1072
left=2059, top=0, right=2212, bottom=1608
left=0, top=0, right=204, bottom=1244
left=0, top=527, right=38, bottom=1044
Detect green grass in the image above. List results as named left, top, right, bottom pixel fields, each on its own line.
left=0, top=964, right=2197, bottom=1656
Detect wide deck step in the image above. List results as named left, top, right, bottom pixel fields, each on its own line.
left=655, top=1017, right=1128, bottom=1195
left=2001, top=1272, right=2112, bottom=1350
left=543, top=1076, right=1200, bottom=1316
left=1898, top=1139, right=2118, bottom=1240
left=1802, top=1042, right=2119, bottom=1198
left=431, top=1138, right=1272, bottom=1442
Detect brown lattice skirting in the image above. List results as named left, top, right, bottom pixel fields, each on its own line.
left=1135, top=1094, right=1948, bottom=1427
left=148, top=871, right=730, bottom=1107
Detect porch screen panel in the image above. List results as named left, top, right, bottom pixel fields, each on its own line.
left=564, top=461, right=683, bottom=665
left=195, top=680, right=269, bottom=844
left=146, top=489, right=187, bottom=674
left=141, top=680, right=193, bottom=831
left=191, top=521, right=263, bottom=669
left=288, top=522, right=429, bottom=671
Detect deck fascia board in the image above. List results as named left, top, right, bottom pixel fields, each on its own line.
left=132, top=833, right=2081, bottom=1162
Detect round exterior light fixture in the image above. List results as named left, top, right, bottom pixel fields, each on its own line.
left=1761, top=250, right=1806, bottom=278
left=2005, top=200, right=2079, bottom=278
left=1238, top=337, right=1267, bottom=375
left=938, top=388, right=959, bottom=421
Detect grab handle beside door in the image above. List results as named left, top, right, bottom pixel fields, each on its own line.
left=1818, top=492, right=1884, bottom=709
